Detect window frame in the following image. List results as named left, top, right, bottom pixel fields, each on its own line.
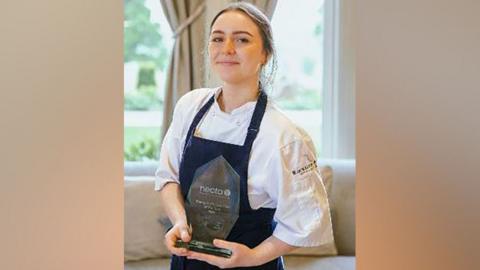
left=322, top=0, right=355, bottom=159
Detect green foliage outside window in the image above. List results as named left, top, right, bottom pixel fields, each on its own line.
left=124, top=137, right=159, bottom=161
left=124, top=86, right=162, bottom=111
left=314, top=6, right=324, bottom=37
left=124, top=0, right=166, bottom=111
left=137, top=62, right=157, bottom=88
left=124, top=127, right=161, bottom=161
left=124, top=0, right=168, bottom=69
left=124, top=0, right=168, bottom=162
left=124, top=61, right=162, bottom=111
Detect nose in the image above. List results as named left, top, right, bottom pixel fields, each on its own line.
left=222, top=38, right=235, bottom=55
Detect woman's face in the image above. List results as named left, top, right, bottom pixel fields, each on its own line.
left=208, top=11, right=267, bottom=85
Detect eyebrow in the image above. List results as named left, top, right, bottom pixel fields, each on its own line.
left=211, top=30, right=253, bottom=37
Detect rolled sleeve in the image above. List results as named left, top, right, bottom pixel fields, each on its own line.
left=154, top=98, right=186, bottom=192
left=154, top=128, right=182, bottom=191
left=270, top=138, right=334, bottom=247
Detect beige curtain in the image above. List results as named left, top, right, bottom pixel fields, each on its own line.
left=159, top=0, right=207, bottom=140
left=160, top=0, right=277, bottom=140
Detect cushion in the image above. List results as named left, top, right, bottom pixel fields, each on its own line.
left=286, top=165, right=338, bottom=256
left=283, top=255, right=355, bottom=270
left=318, top=159, right=356, bottom=255
left=124, top=177, right=171, bottom=262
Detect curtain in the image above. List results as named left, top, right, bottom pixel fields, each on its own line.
left=159, top=0, right=207, bottom=140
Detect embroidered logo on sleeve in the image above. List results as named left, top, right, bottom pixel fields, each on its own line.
left=292, top=160, right=317, bottom=176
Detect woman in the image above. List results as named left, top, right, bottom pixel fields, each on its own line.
left=155, top=2, right=333, bottom=269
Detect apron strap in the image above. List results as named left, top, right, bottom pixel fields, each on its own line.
left=182, top=94, right=215, bottom=155
left=242, top=90, right=268, bottom=151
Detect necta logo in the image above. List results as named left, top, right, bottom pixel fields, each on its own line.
left=199, top=185, right=231, bottom=197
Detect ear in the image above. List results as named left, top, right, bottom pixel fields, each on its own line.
left=261, top=52, right=269, bottom=65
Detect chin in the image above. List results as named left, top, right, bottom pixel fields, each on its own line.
left=217, top=74, right=243, bottom=84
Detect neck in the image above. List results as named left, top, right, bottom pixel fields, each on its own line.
left=218, top=80, right=260, bottom=113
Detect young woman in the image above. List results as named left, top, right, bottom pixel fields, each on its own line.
left=155, top=2, right=333, bottom=269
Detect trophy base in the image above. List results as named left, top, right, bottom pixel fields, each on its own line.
left=175, top=240, right=232, bottom=258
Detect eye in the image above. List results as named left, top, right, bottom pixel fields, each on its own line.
left=210, top=37, right=223, bottom=42
left=236, top=38, right=250, bottom=43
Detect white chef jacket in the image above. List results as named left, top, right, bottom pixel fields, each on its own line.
left=154, top=87, right=334, bottom=247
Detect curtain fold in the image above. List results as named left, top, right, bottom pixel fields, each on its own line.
left=159, top=0, right=206, bottom=140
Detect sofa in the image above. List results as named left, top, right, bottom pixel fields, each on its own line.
left=124, top=159, right=355, bottom=270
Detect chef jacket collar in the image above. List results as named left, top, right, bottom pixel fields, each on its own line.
left=212, top=86, right=258, bottom=117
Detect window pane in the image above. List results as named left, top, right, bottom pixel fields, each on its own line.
left=271, top=0, right=325, bottom=156
left=124, top=0, right=173, bottom=161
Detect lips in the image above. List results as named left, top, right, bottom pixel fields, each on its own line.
left=216, top=61, right=239, bottom=65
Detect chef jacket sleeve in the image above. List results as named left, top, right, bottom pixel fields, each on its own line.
left=154, top=99, right=185, bottom=192
left=270, top=136, right=334, bottom=247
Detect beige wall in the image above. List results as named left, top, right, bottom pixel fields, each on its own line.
left=357, top=0, right=480, bottom=269
left=0, top=1, right=123, bottom=269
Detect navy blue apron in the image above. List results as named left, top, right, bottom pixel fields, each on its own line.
left=170, top=90, right=284, bottom=270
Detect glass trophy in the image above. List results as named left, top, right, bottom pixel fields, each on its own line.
left=175, top=155, right=240, bottom=258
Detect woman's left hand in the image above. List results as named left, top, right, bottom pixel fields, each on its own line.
left=186, top=239, right=259, bottom=268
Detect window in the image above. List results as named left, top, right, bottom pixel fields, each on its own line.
left=270, top=0, right=326, bottom=156
left=124, top=0, right=173, bottom=162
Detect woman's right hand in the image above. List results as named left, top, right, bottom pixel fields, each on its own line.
left=164, top=221, right=192, bottom=257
